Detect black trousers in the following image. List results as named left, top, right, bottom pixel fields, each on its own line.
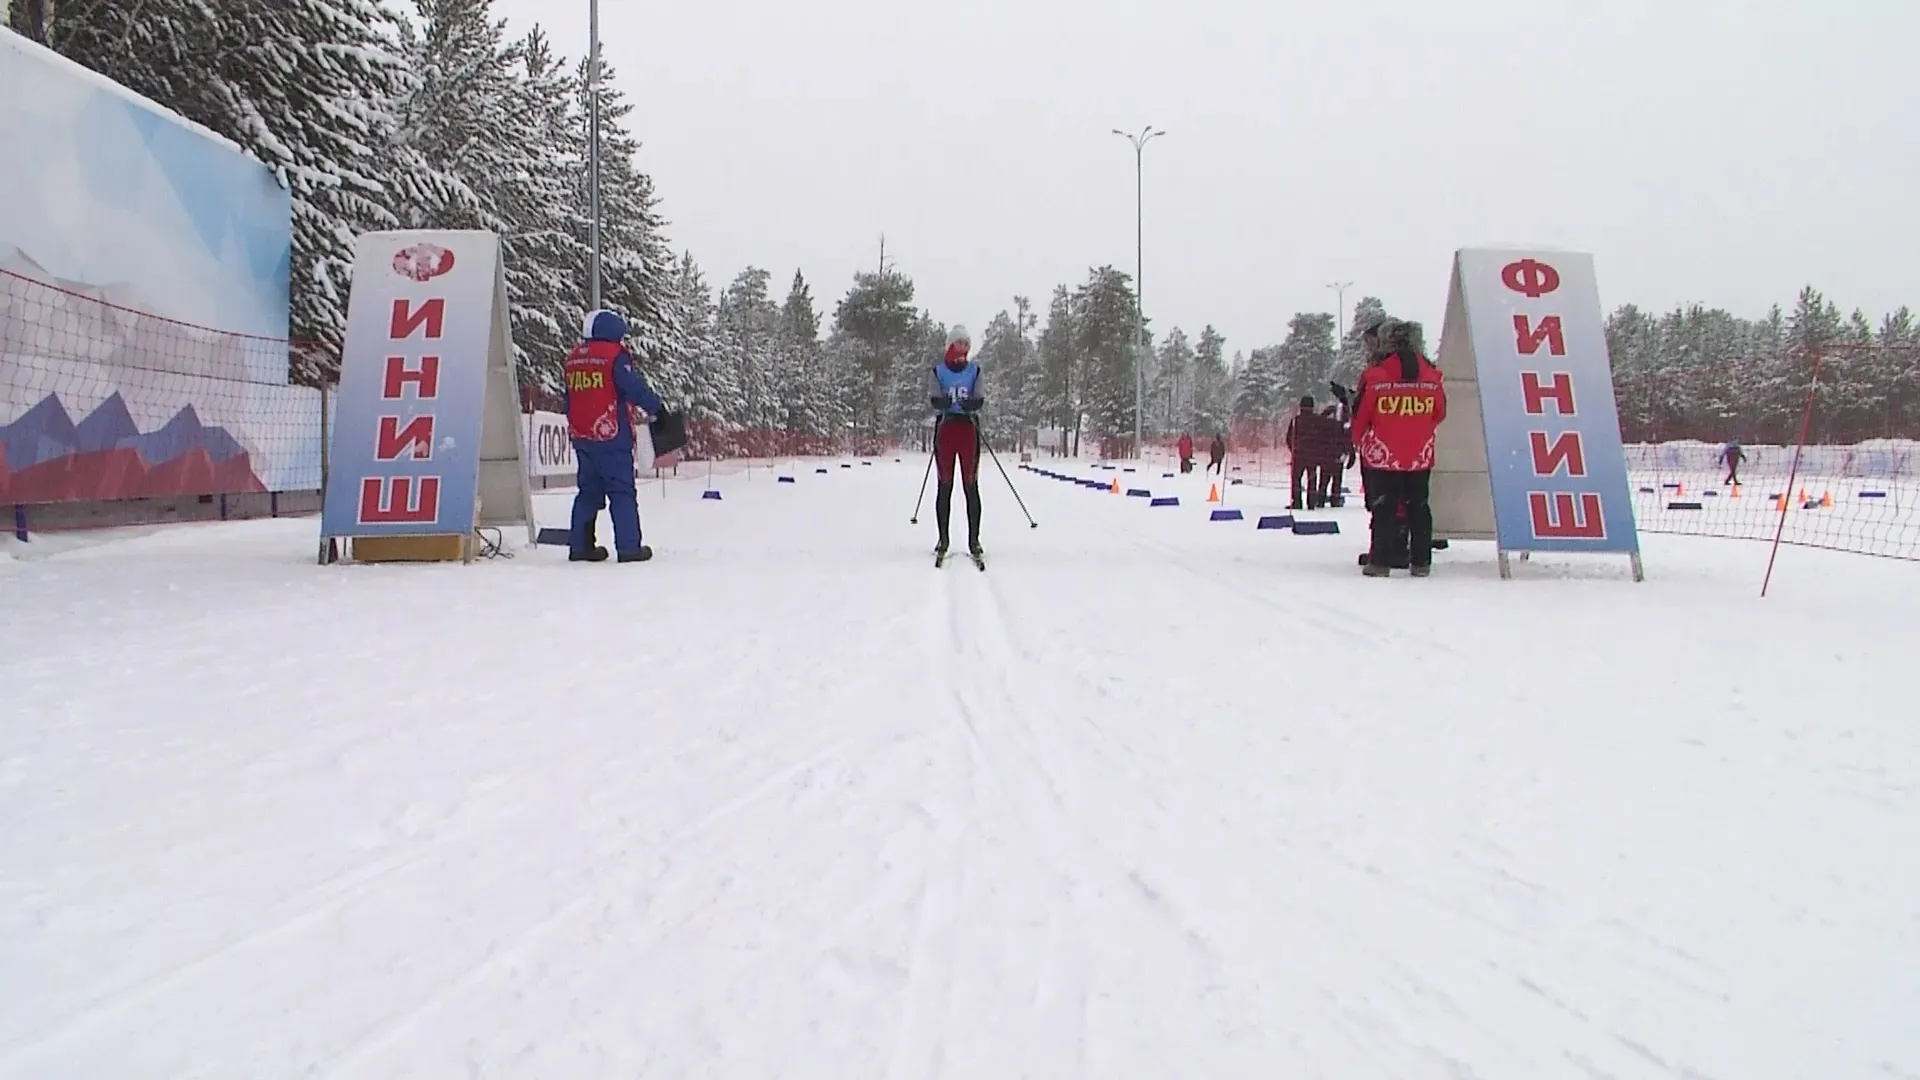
left=1367, top=469, right=1433, bottom=568
left=1289, top=460, right=1311, bottom=508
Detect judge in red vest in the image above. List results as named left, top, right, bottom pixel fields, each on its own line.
left=563, top=309, right=666, bottom=563
left=1350, top=317, right=1446, bottom=577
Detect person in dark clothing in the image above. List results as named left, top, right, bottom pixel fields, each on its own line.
left=1207, top=433, right=1226, bottom=475
left=1325, top=381, right=1360, bottom=507
left=564, top=308, right=667, bottom=563
left=1723, top=441, right=1745, bottom=486
left=1351, top=318, right=1446, bottom=577
left=928, top=327, right=985, bottom=557
left=1284, top=396, right=1318, bottom=509
left=1348, top=316, right=1389, bottom=512
left=1312, top=404, right=1353, bottom=508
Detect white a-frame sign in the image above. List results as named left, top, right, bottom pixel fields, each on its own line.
left=1429, top=248, right=1643, bottom=581
left=318, top=230, right=535, bottom=563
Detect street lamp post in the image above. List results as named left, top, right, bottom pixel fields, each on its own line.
left=587, top=0, right=603, bottom=311
left=1327, top=280, right=1353, bottom=341
left=1113, top=125, right=1164, bottom=458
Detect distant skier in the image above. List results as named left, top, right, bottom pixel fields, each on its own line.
left=1177, top=431, right=1195, bottom=474
left=1352, top=318, right=1446, bottom=577
left=928, top=327, right=985, bottom=560
left=1207, top=432, right=1226, bottom=475
left=564, top=308, right=667, bottom=563
left=1722, top=441, right=1745, bottom=486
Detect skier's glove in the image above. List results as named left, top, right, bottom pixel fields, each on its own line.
left=931, top=394, right=952, bottom=412
left=960, top=396, right=983, bottom=413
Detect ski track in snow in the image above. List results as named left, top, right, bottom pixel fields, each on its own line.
left=0, top=459, right=1916, bottom=1078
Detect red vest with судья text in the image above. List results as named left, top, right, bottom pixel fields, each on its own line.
left=565, top=339, right=627, bottom=442
left=1352, top=355, right=1447, bottom=471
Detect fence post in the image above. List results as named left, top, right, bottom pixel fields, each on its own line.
left=319, top=385, right=331, bottom=499
left=12, top=505, right=26, bottom=542
left=1761, top=346, right=1824, bottom=598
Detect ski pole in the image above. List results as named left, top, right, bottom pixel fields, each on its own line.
left=983, top=439, right=1038, bottom=528
left=908, top=445, right=936, bottom=524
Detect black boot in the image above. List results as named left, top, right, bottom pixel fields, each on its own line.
left=570, top=545, right=609, bottom=562
left=933, top=481, right=954, bottom=552
left=618, top=546, right=653, bottom=563
left=964, top=483, right=982, bottom=554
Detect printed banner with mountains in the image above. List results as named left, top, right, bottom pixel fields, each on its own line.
left=0, top=392, right=268, bottom=502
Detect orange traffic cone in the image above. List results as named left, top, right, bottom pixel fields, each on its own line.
left=1775, top=494, right=1789, bottom=511
left=1206, top=482, right=1220, bottom=503
left=1800, top=488, right=1809, bottom=503
left=1730, top=483, right=1741, bottom=498
left=1821, top=490, right=1832, bottom=507
left=1110, top=476, right=1120, bottom=494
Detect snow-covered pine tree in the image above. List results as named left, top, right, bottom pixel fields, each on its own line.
left=830, top=269, right=917, bottom=438
left=892, top=314, right=947, bottom=436
left=572, top=58, right=686, bottom=393
left=976, top=310, right=1026, bottom=448
left=997, top=295, right=1047, bottom=451
left=1604, top=305, right=1661, bottom=440
left=1335, top=296, right=1387, bottom=387
left=716, top=267, right=781, bottom=436
left=1774, top=285, right=1842, bottom=440
left=1037, top=285, right=1081, bottom=454
left=1877, top=308, right=1920, bottom=438
left=1233, top=346, right=1285, bottom=424
left=29, top=0, right=229, bottom=133
left=669, top=252, right=741, bottom=449
left=1276, top=312, right=1337, bottom=408
left=778, top=270, right=839, bottom=441
left=212, top=0, right=407, bottom=380
left=1153, top=327, right=1195, bottom=436
left=388, top=0, right=581, bottom=389
left=33, top=0, right=405, bottom=381
left=504, top=27, right=589, bottom=393
left=1191, top=326, right=1232, bottom=437
left=1069, top=266, right=1140, bottom=445
left=387, top=0, right=513, bottom=233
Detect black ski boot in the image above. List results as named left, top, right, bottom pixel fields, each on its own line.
left=963, top=483, right=982, bottom=557
left=934, top=481, right=954, bottom=556
left=570, top=545, right=609, bottom=562
left=617, top=546, right=653, bottom=563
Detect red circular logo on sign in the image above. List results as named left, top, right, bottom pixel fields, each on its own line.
left=392, top=243, right=455, bottom=282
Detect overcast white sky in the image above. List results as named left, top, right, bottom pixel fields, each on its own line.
left=490, top=0, right=1918, bottom=353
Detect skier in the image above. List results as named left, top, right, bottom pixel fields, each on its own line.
left=1207, top=432, right=1226, bottom=475
left=1722, top=441, right=1745, bottom=486
left=564, top=308, right=667, bottom=563
left=928, top=327, right=985, bottom=562
left=1177, top=431, right=1195, bottom=474
left=1351, top=318, right=1446, bottom=577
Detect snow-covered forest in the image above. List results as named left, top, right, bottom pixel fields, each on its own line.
left=11, top=0, right=1918, bottom=452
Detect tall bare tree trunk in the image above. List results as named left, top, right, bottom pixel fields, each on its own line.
left=23, top=0, right=49, bottom=42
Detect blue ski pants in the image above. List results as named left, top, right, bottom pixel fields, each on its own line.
left=570, top=439, right=642, bottom=554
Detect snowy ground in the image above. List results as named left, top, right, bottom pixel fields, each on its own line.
left=2, top=456, right=1916, bottom=1079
